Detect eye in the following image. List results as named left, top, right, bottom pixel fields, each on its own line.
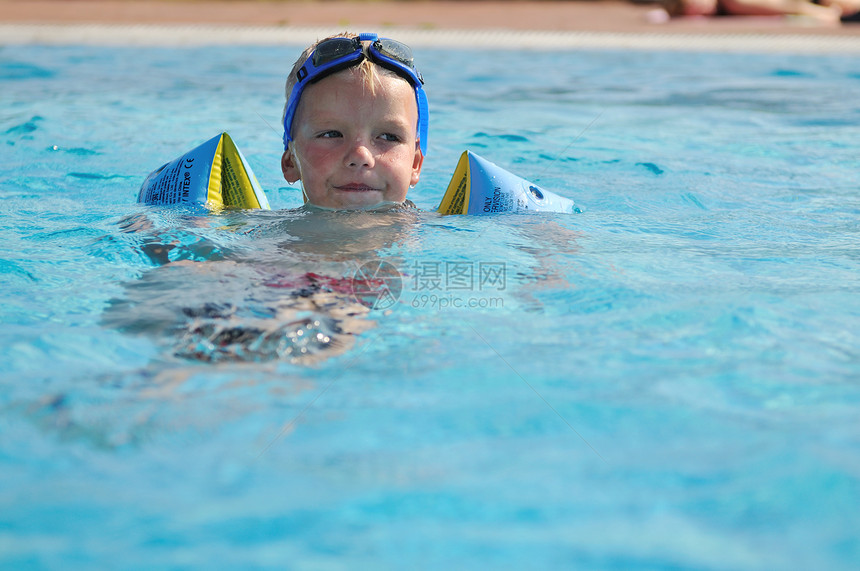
left=379, top=132, right=403, bottom=143
left=317, top=130, right=342, bottom=139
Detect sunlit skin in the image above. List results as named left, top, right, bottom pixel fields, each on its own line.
left=281, top=68, right=424, bottom=210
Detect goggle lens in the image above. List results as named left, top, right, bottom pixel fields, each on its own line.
left=312, top=37, right=362, bottom=67
left=374, top=39, right=414, bottom=70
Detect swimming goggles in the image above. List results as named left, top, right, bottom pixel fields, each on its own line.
left=282, top=32, right=429, bottom=156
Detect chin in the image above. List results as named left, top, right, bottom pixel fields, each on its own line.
left=334, top=190, right=405, bottom=211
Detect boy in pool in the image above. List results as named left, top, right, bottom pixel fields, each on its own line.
left=113, top=32, right=428, bottom=365
left=280, top=32, right=429, bottom=210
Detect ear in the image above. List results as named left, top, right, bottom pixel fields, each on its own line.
left=410, top=144, right=424, bottom=187
left=281, top=149, right=301, bottom=183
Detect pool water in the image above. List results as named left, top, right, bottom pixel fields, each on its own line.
left=2, top=42, right=859, bottom=569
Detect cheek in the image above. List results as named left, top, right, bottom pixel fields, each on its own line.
left=386, top=153, right=418, bottom=199
left=295, top=143, right=340, bottom=181
left=386, top=146, right=418, bottom=172
left=300, top=143, right=334, bottom=166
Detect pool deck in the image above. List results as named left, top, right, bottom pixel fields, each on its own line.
left=1, top=0, right=859, bottom=51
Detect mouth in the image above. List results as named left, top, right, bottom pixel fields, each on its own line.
left=335, top=183, right=379, bottom=193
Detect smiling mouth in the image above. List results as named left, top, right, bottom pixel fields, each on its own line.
left=336, top=183, right=379, bottom=192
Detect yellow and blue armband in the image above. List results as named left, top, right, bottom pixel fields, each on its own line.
left=138, top=132, right=270, bottom=210
left=438, top=151, right=576, bottom=215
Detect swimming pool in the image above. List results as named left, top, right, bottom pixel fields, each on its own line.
left=2, top=38, right=859, bottom=569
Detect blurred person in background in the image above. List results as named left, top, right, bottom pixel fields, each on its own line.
left=660, top=0, right=860, bottom=23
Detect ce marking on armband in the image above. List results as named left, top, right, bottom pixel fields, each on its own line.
left=183, top=158, right=194, bottom=169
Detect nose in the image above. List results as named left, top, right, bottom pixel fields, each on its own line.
left=345, top=138, right=374, bottom=168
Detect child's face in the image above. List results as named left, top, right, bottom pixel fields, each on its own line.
left=281, top=68, right=424, bottom=210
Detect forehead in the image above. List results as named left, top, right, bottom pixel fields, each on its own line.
left=299, top=68, right=417, bottom=114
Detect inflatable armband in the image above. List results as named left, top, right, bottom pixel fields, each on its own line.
left=138, top=132, right=270, bottom=210
left=438, top=151, right=576, bottom=215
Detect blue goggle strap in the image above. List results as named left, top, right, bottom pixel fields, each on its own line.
left=415, top=86, right=429, bottom=156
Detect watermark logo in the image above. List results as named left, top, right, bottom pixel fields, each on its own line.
left=351, top=260, right=402, bottom=310
left=411, top=261, right=506, bottom=292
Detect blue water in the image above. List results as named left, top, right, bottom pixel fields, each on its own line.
left=2, top=43, right=859, bottom=569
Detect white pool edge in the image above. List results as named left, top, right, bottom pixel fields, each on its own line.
left=2, top=23, right=860, bottom=54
